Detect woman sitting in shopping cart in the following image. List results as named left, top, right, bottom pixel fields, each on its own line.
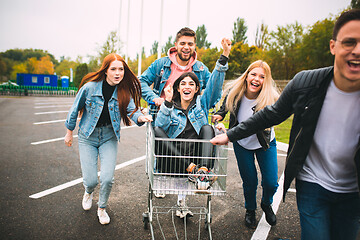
left=153, top=38, right=231, bottom=218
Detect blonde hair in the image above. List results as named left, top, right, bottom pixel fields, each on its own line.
left=224, top=60, right=280, bottom=114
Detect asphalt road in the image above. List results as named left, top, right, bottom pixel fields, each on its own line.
left=0, top=96, right=307, bottom=240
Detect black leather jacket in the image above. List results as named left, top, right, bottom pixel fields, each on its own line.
left=227, top=66, right=360, bottom=200
left=215, top=95, right=271, bottom=150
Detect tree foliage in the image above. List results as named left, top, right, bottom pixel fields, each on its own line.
left=266, top=22, right=304, bottom=79
left=232, top=17, right=248, bottom=44
left=197, top=47, right=221, bottom=71
left=196, top=25, right=211, bottom=49
left=227, top=42, right=261, bottom=79
left=351, top=0, right=360, bottom=8
left=162, top=36, right=173, bottom=55
left=97, top=30, right=122, bottom=65
left=0, top=9, right=348, bottom=84
left=74, top=63, right=89, bottom=88
left=255, top=22, right=270, bottom=49
left=150, top=41, right=159, bottom=56
left=298, top=18, right=335, bottom=70
left=10, top=55, right=55, bottom=79
left=55, top=58, right=78, bottom=77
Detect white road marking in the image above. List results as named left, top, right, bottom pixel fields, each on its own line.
left=31, top=135, right=78, bottom=145
left=35, top=110, right=69, bottom=115
left=34, top=105, right=72, bottom=109
left=34, top=102, right=73, bottom=105
left=34, top=119, right=68, bottom=125
left=30, top=125, right=139, bottom=145
left=251, top=142, right=289, bottom=240
left=29, top=156, right=145, bottom=199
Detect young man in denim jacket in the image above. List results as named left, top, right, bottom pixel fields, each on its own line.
left=140, top=27, right=229, bottom=110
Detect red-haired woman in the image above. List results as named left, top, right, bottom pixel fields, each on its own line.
left=64, top=53, right=152, bottom=225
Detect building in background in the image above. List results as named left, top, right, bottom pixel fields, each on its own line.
left=16, top=73, right=60, bottom=87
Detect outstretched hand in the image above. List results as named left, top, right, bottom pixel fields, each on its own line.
left=138, top=115, right=153, bottom=123
left=164, top=84, right=173, bottom=102
left=221, top=38, right=232, bottom=57
left=210, top=133, right=229, bottom=145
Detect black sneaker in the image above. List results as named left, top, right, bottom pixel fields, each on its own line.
left=245, top=209, right=256, bottom=229
left=261, top=203, right=277, bottom=226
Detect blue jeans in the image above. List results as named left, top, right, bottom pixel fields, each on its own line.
left=78, top=125, right=118, bottom=208
left=232, top=139, right=278, bottom=210
left=296, top=180, right=360, bottom=240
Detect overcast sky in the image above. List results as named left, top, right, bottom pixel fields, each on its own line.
left=0, top=0, right=350, bottom=62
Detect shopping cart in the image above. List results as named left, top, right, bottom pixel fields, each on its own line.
left=142, top=122, right=228, bottom=240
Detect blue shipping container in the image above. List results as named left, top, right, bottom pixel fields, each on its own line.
left=17, top=73, right=58, bottom=87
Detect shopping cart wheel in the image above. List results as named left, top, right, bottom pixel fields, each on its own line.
left=204, top=214, right=212, bottom=229
left=142, top=212, right=149, bottom=229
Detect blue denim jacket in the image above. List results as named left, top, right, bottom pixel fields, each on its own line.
left=155, top=60, right=228, bottom=138
left=140, top=57, right=212, bottom=103
left=65, top=80, right=144, bottom=141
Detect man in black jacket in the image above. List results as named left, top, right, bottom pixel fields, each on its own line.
left=211, top=9, right=360, bottom=240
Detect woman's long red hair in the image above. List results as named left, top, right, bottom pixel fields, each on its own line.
left=78, top=53, right=142, bottom=126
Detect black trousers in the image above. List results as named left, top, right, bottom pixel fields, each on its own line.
left=153, top=125, right=215, bottom=174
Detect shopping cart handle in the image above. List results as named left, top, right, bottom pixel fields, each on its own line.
left=147, top=101, right=156, bottom=106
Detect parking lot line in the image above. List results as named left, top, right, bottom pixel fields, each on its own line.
left=30, top=125, right=139, bottom=145
left=35, top=110, right=69, bottom=115
left=29, top=155, right=145, bottom=199
left=34, top=105, right=72, bottom=109
left=251, top=142, right=288, bottom=240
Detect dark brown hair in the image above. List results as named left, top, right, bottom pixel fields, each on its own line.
left=175, top=27, right=196, bottom=43
left=333, top=9, right=360, bottom=40
left=172, top=72, right=200, bottom=102
left=78, top=53, right=141, bottom=126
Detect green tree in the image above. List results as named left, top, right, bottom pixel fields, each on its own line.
left=227, top=42, right=260, bottom=79
left=74, top=63, right=89, bottom=88
left=162, top=36, right=173, bottom=55
left=55, top=58, right=78, bottom=77
left=266, top=22, right=304, bottom=79
left=150, top=41, right=159, bottom=56
left=232, top=17, right=248, bottom=44
left=351, top=0, right=360, bottom=8
left=97, top=30, right=122, bottom=63
left=195, top=25, right=211, bottom=49
left=298, top=17, right=335, bottom=70
left=197, top=47, right=221, bottom=72
left=255, top=22, right=270, bottom=49
left=0, top=48, right=57, bottom=65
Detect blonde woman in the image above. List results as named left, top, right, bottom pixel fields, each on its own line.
left=212, top=60, right=280, bottom=228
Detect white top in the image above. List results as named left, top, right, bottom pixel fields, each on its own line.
left=297, top=80, right=360, bottom=193
left=237, top=95, right=275, bottom=150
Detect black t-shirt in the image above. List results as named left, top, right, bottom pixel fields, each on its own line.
left=96, top=80, right=115, bottom=127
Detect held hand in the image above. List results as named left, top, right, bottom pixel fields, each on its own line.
left=221, top=38, right=232, bottom=57
left=153, top=98, right=165, bottom=106
left=214, top=122, right=226, bottom=133
left=211, top=114, right=223, bottom=123
left=210, top=133, right=229, bottom=145
left=138, top=115, right=153, bottom=123
left=64, top=131, right=73, bottom=147
left=164, top=84, right=173, bottom=102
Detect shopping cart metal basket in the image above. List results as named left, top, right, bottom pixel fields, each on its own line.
left=142, top=122, right=228, bottom=240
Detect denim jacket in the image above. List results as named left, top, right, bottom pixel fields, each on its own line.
left=155, top=61, right=228, bottom=138
left=65, top=80, right=144, bottom=141
left=140, top=57, right=211, bottom=103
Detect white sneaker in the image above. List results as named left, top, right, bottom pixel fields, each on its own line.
left=154, top=192, right=166, bottom=198
left=176, top=199, right=193, bottom=218
left=97, top=208, right=110, bottom=225
left=82, top=191, right=93, bottom=211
